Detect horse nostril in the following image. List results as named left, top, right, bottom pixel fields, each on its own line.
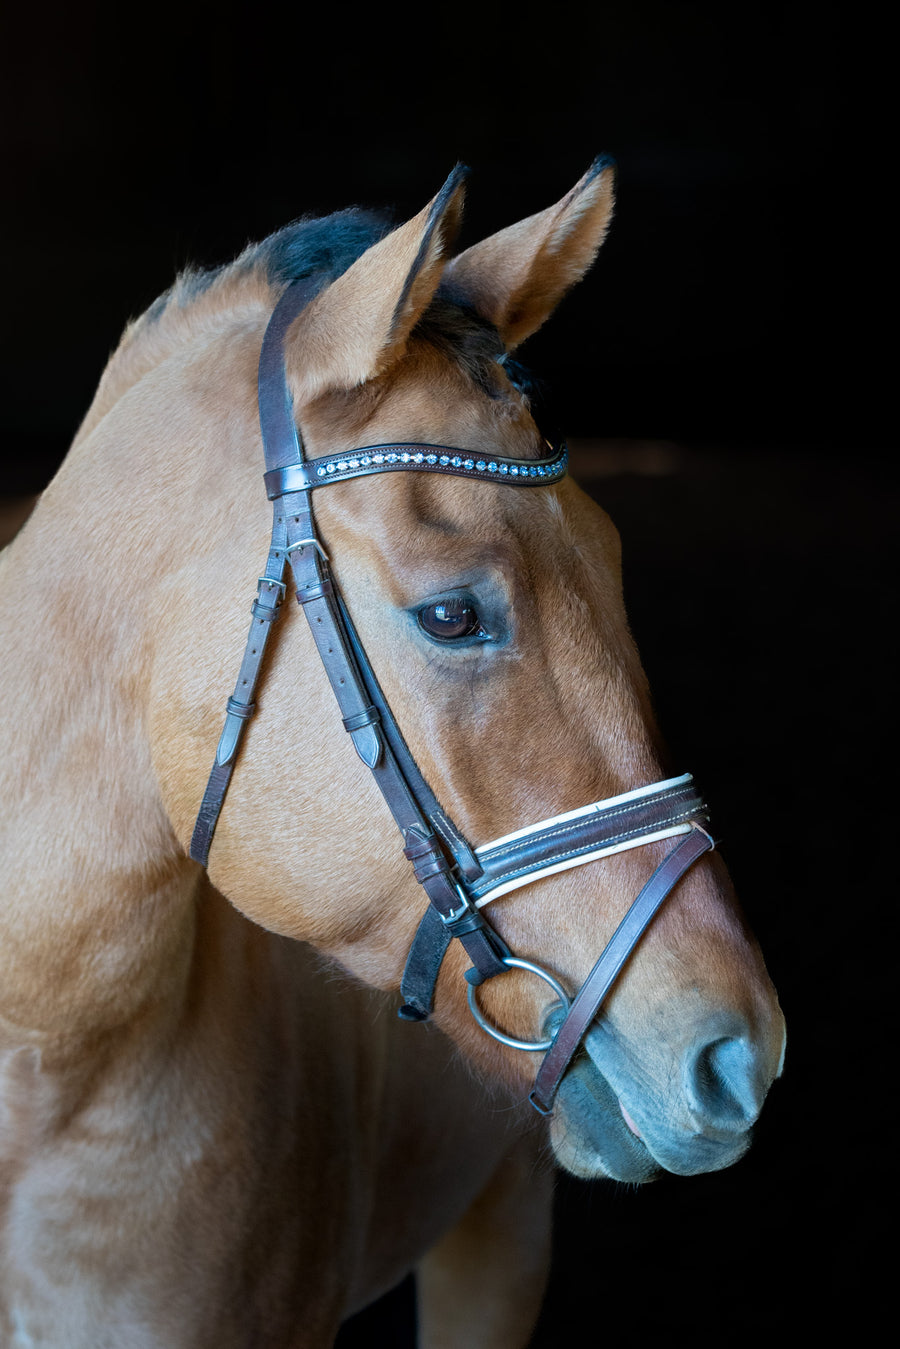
left=686, top=1036, right=766, bottom=1131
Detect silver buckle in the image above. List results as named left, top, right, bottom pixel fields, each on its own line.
left=257, top=576, right=286, bottom=601
left=285, top=537, right=330, bottom=562
left=440, top=882, right=474, bottom=926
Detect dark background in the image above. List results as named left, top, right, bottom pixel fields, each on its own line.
left=1, top=2, right=886, bottom=1343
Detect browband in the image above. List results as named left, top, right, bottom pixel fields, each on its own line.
left=263, top=441, right=568, bottom=498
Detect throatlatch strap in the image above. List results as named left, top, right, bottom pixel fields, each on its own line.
left=190, top=511, right=289, bottom=865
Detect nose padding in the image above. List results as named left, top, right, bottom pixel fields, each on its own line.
left=471, top=775, right=706, bottom=905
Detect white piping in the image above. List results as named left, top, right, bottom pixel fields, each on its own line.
left=473, top=823, right=693, bottom=908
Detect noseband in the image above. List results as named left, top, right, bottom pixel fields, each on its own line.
left=191, top=277, right=714, bottom=1114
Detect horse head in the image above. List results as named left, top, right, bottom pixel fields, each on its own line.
left=147, top=162, right=785, bottom=1184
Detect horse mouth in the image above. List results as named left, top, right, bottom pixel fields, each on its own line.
left=549, top=1027, right=759, bottom=1182
left=550, top=1052, right=661, bottom=1183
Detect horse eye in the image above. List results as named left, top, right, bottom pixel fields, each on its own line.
left=417, top=598, right=483, bottom=641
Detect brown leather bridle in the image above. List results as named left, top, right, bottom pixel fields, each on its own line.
left=190, top=277, right=714, bottom=1114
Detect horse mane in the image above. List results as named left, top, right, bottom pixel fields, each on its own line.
left=76, top=208, right=512, bottom=448
left=147, top=207, right=396, bottom=320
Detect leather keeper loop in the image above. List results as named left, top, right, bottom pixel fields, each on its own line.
left=296, top=579, right=334, bottom=604
left=412, top=856, right=452, bottom=883
left=264, top=463, right=314, bottom=498
left=403, top=830, right=440, bottom=860
left=251, top=599, right=282, bottom=621
left=225, top=696, right=256, bottom=720
left=404, top=832, right=448, bottom=863
left=443, top=908, right=492, bottom=941
left=342, top=707, right=381, bottom=733
left=403, top=831, right=454, bottom=885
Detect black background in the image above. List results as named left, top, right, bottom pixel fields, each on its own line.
left=1, top=2, right=887, bottom=1343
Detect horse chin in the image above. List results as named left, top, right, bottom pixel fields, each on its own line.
left=549, top=1054, right=660, bottom=1184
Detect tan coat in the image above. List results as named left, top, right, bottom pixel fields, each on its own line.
left=0, top=163, right=784, bottom=1346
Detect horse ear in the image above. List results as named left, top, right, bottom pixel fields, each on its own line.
left=283, top=166, right=467, bottom=400
left=445, top=157, right=616, bottom=350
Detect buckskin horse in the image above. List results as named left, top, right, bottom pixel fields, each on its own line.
left=0, top=160, right=785, bottom=1347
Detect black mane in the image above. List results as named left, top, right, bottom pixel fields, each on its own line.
left=260, top=208, right=394, bottom=286
left=152, top=207, right=522, bottom=402
left=261, top=208, right=509, bottom=397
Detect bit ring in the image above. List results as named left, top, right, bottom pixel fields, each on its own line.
left=466, top=957, right=570, bottom=1051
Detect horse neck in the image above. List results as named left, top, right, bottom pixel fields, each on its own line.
left=0, top=298, right=268, bottom=1043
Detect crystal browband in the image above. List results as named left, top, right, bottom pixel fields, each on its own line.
left=264, top=440, right=569, bottom=499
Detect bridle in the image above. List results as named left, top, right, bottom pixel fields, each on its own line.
left=190, top=277, right=714, bottom=1115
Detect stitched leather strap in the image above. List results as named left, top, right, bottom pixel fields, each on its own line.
left=472, top=778, right=706, bottom=903
left=280, top=499, right=508, bottom=980
left=529, top=826, right=714, bottom=1114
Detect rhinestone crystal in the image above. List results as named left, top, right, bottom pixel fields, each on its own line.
left=306, top=444, right=567, bottom=491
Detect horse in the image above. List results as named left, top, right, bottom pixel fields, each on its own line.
left=0, top=159, right=786, bottom=1347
